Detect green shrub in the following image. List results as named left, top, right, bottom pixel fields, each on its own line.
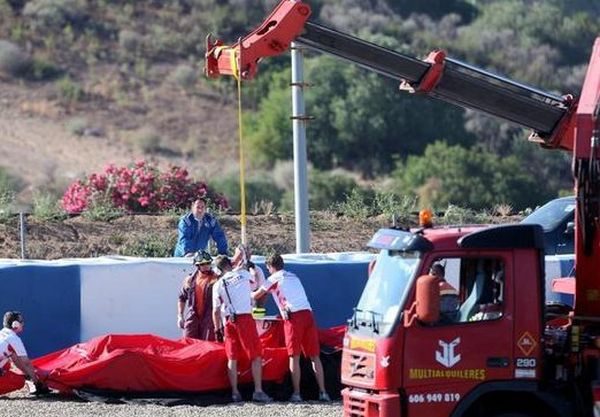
left=169, top=64, right=197, bottom=90
left=374, top=192, right=418, bottom=223
left=23, top=0, right=88, bottom=31
left=57, top=76, right=84, bottom=103
left=0, top=190, right=13, bottom=223
left=474, top=208, right=495, bottom=224
left=279, top=169, right=362, bottom=211
left=0, top=40, right=31, bottom=77
left=335, top=188, right=372, bottom=219
left=29, top=58, right=60, bottom=80
left=118, top=29, right=143, bottom=56
left=121, top=233, right=176, bottom=257
left=108, top=232, right=125, bottom=246
left=32, top=192, right=67, bottom=221
left=0, top=167, right=18, bottom=222
left=82, top=198, right=123, bottom=221
left=271, top=160, right=295, bottom=191
left=133, top=58, right=148, bottom=79
left=132, top=128, right=162, bottom=154
left=146, top=24, right=186, bottom=58
left=0, top=1, right=11, bottom=15
left=310, top=170, right=359, bottom=210
left=0, top=167, right=20, bottom=195
left=66, top=117, right=88, bottom=136
left=9, top=21, right=25, bottom=42
left=161, top=206, right=186, bottom=217
left=210, top=173, right=284, bottom=213
left=440, top=204, right=478, bottom=225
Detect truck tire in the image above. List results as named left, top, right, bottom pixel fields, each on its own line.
left=492, top=412, right=539, bottom=417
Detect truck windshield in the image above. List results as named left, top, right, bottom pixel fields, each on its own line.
left=354, top=250, right=420, bottom=336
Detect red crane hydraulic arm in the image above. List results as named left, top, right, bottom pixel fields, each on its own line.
left=205, top=0, right=573, bottom=147
left=205, top=0, right=600, bottom=318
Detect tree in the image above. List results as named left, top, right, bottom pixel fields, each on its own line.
left=392, top=141, right=553, bottom=210
left=245, top=79, right=293, bottom=167
left=246, top=56, right=474, bottom=177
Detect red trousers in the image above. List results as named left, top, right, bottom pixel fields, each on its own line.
left=0, top=370, right=25, bottom=395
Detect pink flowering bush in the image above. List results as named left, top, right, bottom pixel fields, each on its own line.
left=61, top=161, right=228, bottom=214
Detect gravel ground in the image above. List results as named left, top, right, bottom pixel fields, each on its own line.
left=0, top=388, right=342, bottom=417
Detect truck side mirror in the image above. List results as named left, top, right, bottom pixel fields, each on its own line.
left=416, top=274, right=440, bottom=325
left=404, top=275, right=441, bottom=327
left=564, top=221, right=574, bottom=235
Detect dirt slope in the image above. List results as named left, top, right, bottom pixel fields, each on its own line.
left=0, top=212, right=391, bottom=260
left=0, top=77, right=240, bottom=204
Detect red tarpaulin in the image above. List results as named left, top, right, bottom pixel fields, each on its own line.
left=33, top=323, right=346, bottom=394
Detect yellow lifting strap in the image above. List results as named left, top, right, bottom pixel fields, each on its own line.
left=232, top=48, right=247, bottom=246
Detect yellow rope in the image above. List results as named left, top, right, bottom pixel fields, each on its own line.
left=233, top=48, right=247, bottom=245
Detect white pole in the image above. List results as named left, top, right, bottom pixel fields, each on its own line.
left=291, top=42, right=310, bottom=253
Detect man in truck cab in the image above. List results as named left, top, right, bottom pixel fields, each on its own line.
left=430, top=262, right=459, bottom=323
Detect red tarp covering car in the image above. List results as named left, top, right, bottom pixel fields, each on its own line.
left=32, top=323, right=345, bottom=394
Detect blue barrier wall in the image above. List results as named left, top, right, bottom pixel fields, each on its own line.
left=0, top=255, right=372, bottom=357
left=0, top=264, right=80, bottom=357
left=254, top=260, right=369, bottom=328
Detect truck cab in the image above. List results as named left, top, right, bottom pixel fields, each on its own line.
left=341, top=224, right=576, bottom=417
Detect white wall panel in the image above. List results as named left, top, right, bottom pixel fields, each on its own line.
left=80, top=258, right=194, bottom=341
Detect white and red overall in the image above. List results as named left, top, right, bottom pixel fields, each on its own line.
left=0, top=328, right=26, bottom=395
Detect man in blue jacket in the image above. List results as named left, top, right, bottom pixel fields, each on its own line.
left=174, top=197, right=228, bottom=256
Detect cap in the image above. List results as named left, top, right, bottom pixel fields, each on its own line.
left=193, top=250, right=213, bottom=265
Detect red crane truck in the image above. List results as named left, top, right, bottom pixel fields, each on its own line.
left=205, top=1, right=600, bottom=416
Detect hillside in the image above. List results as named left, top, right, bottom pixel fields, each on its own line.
left=0, top=0, right=596, bottom=257
left=0, top=73, right=240, bottom=205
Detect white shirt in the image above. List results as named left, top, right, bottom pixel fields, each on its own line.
left=262, top=269, right=312, bottom=314
left=249, top=265, right=266, bottom=291
left=232, top=264, right=265, bottom=291
left=0, top=328, right=27, bottom=368
left=213, top=269, right=254, bottom=325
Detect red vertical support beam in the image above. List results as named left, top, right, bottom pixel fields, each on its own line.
left=574, top=38, right=600, bottom=318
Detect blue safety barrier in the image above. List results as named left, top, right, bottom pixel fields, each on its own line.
left=0, top=264, right=80, bottom=357
left=0, top=255, right=372, bottom=357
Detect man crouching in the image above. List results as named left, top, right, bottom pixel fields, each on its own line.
left=0, top=311, right=49, bottom=396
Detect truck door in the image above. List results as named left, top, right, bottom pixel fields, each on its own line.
left=402, top=255, right=514, bottom=416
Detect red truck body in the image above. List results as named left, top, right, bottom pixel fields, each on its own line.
left=341, top=225, right=550, bottom=417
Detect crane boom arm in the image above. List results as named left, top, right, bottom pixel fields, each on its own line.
left=298, top=22, right=570, bottom=143
left=205, top=0, right=575, bottom=148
